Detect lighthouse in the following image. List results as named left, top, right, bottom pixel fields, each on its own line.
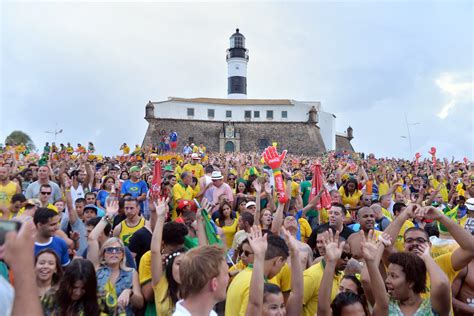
left=227, top=28, right=249, bottom=99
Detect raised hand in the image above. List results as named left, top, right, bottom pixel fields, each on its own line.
left=361, top=230, right=379, bottom=262
left=253, top=180, right=262, bottom=193
left=248, top=225, right=267, bottom=257
left=64, top=177, right=73, bottom=190
left=415, top=242, right=431, bottom=259
left=416, top=206, right=443, bottom=221
left=264, top=182, right=272, bottom=194
left=105, top=199, right=119, bottom=216
left=323, top=230, right=344, bottom=263
left=281, top=227, right=299, bottom=256
left=153, top=198, right=169, bottom=218
left=200, top=197, right=212, bottom=212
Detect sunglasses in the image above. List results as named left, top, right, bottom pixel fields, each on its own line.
left=40, top=191, right=52, bottom=195
left=241, top=250, right=254, bottom=257
left=228, top=177, right=236, bottom=180
left=404, top=237, right=428, bottom=244
left=104, top=247, right=124, bottom=254
left=341, top=252, right=352, bottom=260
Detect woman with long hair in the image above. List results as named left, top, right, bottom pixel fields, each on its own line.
left=35, top=249, right=63, bottom=298
left=42, top=258, right=100, bottom=316
left=88, top=200, right=144, bottom=315
left=339, top=178, right=362, bottom=217
left=216, top=201, right=238, bottom=249
left=96, top=176, right=116, bottom=208
left=259, top=209, right=273, bottom=231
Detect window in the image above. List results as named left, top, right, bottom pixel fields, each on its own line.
left=282, top=111, right=288, bottom=118
left=226, top=110, right=232, bottom=118
left=254, top=111, right=260, bottom=118
left=266, top=110, right=273, bottom=119
left=187, top=108, right=194, bottom=116
left=208, top=109, right=215, bottom=118
left=245, top=111, right=251, bottom=119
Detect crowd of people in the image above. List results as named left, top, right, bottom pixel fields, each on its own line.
left=0, top=140, right=473, bottom=316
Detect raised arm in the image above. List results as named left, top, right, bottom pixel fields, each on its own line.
left=418, top=206, right=474, bottom=270
left=245, top=226, right=267, bottom=316
left=253, top=180, right=262, bottom=227
left=317, top=230, right=344, bottom=316
left=150, top=198, right=168, bottom=287
left=64, top=178, right=79, bottom=225
left=87, top=200, right=118, bottom=268
left=282, top=228, right=303, bottom=316
left=417, top=243, right=451, bottom=315
left=271, top=202, right=285, bottom=235
left=264, top=182, right=276, bottom=212
left=361, top=230, right=389, bottom=316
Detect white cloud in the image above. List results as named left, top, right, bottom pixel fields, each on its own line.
left=435, top=72, right=473, bottom=119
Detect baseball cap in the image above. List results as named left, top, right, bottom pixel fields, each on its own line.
left=191, top=153, right=200, bottom=160
left=177, top=200, right=196, bottom=211
left=466, top=198, right=474, bottom=211
left=84, top=204, right=98, bottom=214
left=130, top=166, right=140, bottom=173
left=246, top=201, right=257, bottom=208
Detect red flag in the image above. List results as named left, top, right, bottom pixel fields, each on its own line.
left=310, top=162, right=332, bottom=210
left=150, top=159, right=162, bottom=199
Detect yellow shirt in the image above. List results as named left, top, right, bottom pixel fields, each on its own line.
left=119, top=217, right=145, bottom=246
left=225, top=267, right=253, bottom=316
left=430, top=177, right=449, bottom=202
left=182, top=163, right=204, bottom=178
left=299, top=218, right=312, bottom=242
left=382, top=207, right=393, bottom=220
left=138, top=251, right=174, bottom=314
left=228, top=260, right=247, bottom=284
left=378, top=182, right=389, bottom=196
left=217, top=218, right=239, bottom=249
left=172, top=183, right=196, bottom=219
left=421, top=252, right=459, bottom=300
left=139, top=250, right=152, bottom=285
left=456, top=183, right=466, bottom=197
left=269, top=263, right=291, bottom=292
left=0, top=181, right=18, bottom=208
left=338, top=187, right=362, bottom=208
left=302, top=261, right=342, bottom=316
left=394, top=220, right=415, bottom=252
left=291, top=181, right=299, bottom=198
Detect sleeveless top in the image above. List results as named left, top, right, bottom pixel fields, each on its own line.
left=388, top=298, right=438, bottom=316
left=119, top=216, right=145, bottom=246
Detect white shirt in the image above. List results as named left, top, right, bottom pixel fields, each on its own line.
left=172, top=300, right=217, bottom=316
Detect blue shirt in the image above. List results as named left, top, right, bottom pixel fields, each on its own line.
left=35, top=236, right=70, bottom=266
left=97, top=190, right=109, bottom=208
left=169, top=132, right=178, bottom=142
left=121, top=180, right=148, bottom=210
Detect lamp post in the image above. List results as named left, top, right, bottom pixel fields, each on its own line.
left=45, top=126, right=63, bottom=142
left=404, top=113, right=420, bottom=157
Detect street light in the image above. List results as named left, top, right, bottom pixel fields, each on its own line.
left=404, top=113, right=420, bottom=157
left=45, top=127, right=63, bottom=142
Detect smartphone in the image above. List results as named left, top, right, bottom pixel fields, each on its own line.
left=0, top=220, right=22, bottom=245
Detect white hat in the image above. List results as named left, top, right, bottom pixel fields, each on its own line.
left=466, top=198, right=474, bottom=211
left=246, top=201, right=257, bottom=208
left=211, top=171, right=223, bottom=180
left=191, top=153, right=200, bottom=159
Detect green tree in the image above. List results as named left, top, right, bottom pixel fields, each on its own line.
left=5, top=130, right=36, bottom=150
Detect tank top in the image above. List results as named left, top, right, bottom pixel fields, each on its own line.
left=119, top=217, right=145, bottom=246
left=0, top=181, right=17, bottom=208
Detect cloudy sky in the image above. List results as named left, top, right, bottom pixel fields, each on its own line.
left=1, top=0, right=473, bottom=159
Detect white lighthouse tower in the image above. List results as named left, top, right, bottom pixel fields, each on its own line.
left=227, top=28, right=249, bottom=99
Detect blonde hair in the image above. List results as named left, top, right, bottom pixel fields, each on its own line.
left=179, top=245, right=226, bottom=299
left=99, top=237, right=132, bottom=271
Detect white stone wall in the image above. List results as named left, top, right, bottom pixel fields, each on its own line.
left=153, top=100, right=322, bottom=122
left=318, top=111, right=336, bottom=151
